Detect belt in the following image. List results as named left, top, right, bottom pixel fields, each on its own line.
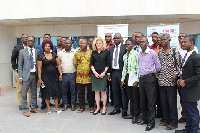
left=112, top=69, right=120, bottom=72
left=140, top=73, right=155, bottom=79
left=30, top=72, right=36, bottom=74
left=62, top=73, right=75, bottom=75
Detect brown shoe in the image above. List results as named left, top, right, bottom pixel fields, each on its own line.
left=77, top=108, right=85, bottom=113
left=62, top=105, right=68, bottom=111
left=23, top=112, right=30, bottom=117
left=178, top=117, right=186, bottom=123
left=71, top=105, right=76, bottom=111
left=30, top=110, right=42, bottom=113
left=90, top=108, right=95, bottom=113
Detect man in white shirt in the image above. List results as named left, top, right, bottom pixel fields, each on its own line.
left=58, top=39, right=76, bottom=111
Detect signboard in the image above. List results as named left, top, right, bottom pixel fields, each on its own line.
left=97, top=24, right=129, bottom=41
left=147, top=24, right=179, bottom=48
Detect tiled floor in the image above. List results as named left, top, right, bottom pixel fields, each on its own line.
left=0, top=88, right=187, bottom=133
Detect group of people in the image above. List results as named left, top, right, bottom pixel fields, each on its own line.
left=11, top=32, right=200, bottom=133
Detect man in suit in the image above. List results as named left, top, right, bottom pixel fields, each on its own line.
left=11, top=34, right=31, bottom=110
left=108, top=33, right=128, bottom=117
left=18, top=36, right=41, bottom=117
left=175, top=35, right=200, bottom=133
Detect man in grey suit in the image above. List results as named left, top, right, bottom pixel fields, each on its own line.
left=18, top=36, right=41, bottom=117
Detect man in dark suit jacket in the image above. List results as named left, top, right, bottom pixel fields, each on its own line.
left=11, top=34, right=31, bottom=110
left=108, top=33, right=128, bottom=117
left=18, top=36, right=41, bottom=117
left=176, top=35, right=200, bottom=133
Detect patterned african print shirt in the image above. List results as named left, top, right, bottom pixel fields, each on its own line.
left=74, top=49, right=92, bottom=84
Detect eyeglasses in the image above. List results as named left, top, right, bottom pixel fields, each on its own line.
left=113, top=38, right=120, bottom=39
left=105, top=36, right=111, bottom=37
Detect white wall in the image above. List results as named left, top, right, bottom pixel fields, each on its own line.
left=14, top=21, right=200, bottom=38
left=0, top=0, right=200, bottom=20
left=0, top=25, right=15, bottom=89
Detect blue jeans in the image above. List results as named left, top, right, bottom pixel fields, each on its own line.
left=61, top=73, right=76, bottom=106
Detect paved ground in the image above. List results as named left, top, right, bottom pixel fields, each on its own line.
left=0, top=87, right=187, bottom=133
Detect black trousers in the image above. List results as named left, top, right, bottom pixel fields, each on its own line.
left=139, top=75, right=156, bottom=126
left=159, top=86, right=178, bottom=127
left=155, top=78, right=162, bottom=117
left=77, top=83, right=94, bottom=109
left=111, top=70, right=128, bottom=112
left=125, top=74, right=140, bottom=116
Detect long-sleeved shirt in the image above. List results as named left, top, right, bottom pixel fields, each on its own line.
left=139, top=47, right=161, bottom=76
left=121, top=49, right=139, bottom=82
left=158, top=48, right=182, bottom=86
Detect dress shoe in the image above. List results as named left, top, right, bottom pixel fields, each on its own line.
left=71, top=105, right=76, bottom=111
left=137, top=120, right=147, bottom=125
left=30, top=110, right=42, bottom=113
left=19, top=105, right=22, bottom=110
left=23, top=112, right=30, bottom=117
left=132, top=117, right=138, bottom=124
left=90, top=108, right=95, bottom=113
left=62, top=105, right=68, bottom=111
left=123, top=115, right=132, bottom=119
left=122, top=112, right=127, bottom=118
left=145, top=125, right=154, bottom=131
left=93, top=109, right=100, bottom=115
left=77, top=108, right=85, bottom=113
left=165, top=124, right=177, bottom=130
left=108, top=110, right=121, bottom=115
left=178, top=117, right=186, bottom=123
left=175, top=129, right=188, bottom=133
left=40, top=105, right=46, bottom=110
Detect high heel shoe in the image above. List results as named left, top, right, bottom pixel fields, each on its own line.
left=47, top=110, right=51, bottom=115
left=93, top=109, right=100, bottom=115
left=101, top=108, right=106, bottom=115
left=54, top=108, right=62, bottom=114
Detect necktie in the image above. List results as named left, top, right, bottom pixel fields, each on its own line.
left=182, top=53, right=187, bottom=64
left=125, top=52, right=129, bottom=73
left=30, top=49, right=34, bottom=69
left=114, top=46, right=118, bottom=67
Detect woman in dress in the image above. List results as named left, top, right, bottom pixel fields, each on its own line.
left=37, top=40, right=62, bottom=114
left=90, top=37, right=110, bottom=115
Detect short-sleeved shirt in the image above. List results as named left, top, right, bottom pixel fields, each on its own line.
left=90, top=49, right=110, bottom=74
left=74, top=49, right=92, bottom=84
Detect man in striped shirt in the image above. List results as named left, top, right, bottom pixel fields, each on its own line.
left=121, top=39, right=140, bottom=124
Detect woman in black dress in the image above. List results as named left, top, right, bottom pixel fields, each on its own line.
left=37, top=40, right=62, bottom=114
left=90, top=37, right=110, bottom=115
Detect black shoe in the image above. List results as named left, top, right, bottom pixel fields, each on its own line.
left=108, top=109, right=121, bottom=115
left=122, top=112, right=127, bottom=118
left=175, top=129, right=188, bottom=133
left=40, top=105, right=46, bottom=110
left=93, top=109, right=100, bottom=115
left=123, top=115, right=133, bottom=119
left=137, top=120, right=147, bottom=125
left=19, top=105, right=22, bottom=110
left=50, top=103, right=54, bottom=106
left=145, top=125, right=154, bottom=131
left=132, top=117, right=138, bottom=124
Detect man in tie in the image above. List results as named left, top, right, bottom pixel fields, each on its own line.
left=108, top=33, right=128, bottom=118
left=18, top=36, right=41, bottom=117
left=133, top=32, right=143, bottom=53
left=11, top=34, right=31, bottom=110
left=175, top=35, right=200, bottom=133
